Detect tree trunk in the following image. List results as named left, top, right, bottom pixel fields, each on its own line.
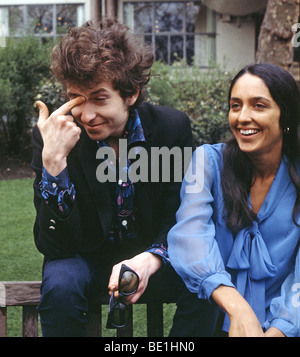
left=256, top=0, right=300, bottom=71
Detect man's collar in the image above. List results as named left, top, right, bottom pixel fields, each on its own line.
left=97, top=109, right=146, bottom=149
left=124, top=109, right=146, bottom=147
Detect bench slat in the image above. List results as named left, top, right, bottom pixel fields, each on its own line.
left=23, top=306, right=39, bottom=337
left=86, top=306, right=102, bottom=337
left=0, top=281, right=176, bottom=337
left=1, top=281, right=41, bottom=306
left=147, top=302, right=163, bottom=337
left=0, top=307, right=7, bottom=337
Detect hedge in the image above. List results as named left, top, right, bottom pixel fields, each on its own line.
left=148, top=60, right=233, bottom=147
left=0, top=36, right=52, bottom=154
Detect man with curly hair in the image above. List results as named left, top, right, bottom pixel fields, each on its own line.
left=32, top=18, right=217, bottom=336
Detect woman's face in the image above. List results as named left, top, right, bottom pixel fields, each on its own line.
left=228, top=73, right=282, bottom=159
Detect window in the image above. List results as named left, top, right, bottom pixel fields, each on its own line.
left=0, top=3, right=84, bottom=39
left=122, top=1, right=216, bottom=66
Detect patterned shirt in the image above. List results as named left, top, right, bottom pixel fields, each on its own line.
left=39, top=109, right=169, bottom=264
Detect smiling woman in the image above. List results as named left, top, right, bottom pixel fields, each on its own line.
left=167, top=62, right=300, bottom=337
left=223, top=63, right=300, bottom=231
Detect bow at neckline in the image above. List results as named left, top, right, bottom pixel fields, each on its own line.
left=227, top=221, right=277, bottom=280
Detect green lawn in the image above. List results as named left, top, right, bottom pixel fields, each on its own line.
left=0, top=178, right=43, bottom=337
left=0, top=178, right=176, bottom=337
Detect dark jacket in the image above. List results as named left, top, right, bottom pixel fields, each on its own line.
left=31, top=102, right=193, bottom=262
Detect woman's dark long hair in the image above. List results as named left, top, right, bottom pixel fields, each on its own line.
left=221, top=63, right=300, bottom=232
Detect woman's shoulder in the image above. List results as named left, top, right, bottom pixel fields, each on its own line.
left=188, top=143, right=225, bottom=182
left=197, top=143, right=225, bottom=164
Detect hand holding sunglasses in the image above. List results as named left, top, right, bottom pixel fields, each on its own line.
left=106, top=264, right=139, bottom=329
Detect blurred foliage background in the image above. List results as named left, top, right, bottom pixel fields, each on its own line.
left=148, top=59, right=233, bottom=146
left=0, top=36, right=234, bottom=157
left=0, top=36, right=52, bottom=154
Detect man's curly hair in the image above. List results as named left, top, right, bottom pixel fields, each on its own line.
left=51, top=18, right=155, bottom=109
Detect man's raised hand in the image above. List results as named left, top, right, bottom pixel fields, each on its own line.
left=36, top=97, right=85, bottom=176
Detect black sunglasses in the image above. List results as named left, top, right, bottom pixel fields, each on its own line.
left=106, top=264, right=139, bottom=329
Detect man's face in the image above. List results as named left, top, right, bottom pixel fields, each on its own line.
left=67, top=81, right=138, bottom=142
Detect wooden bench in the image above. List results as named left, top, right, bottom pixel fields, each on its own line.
left=0, top=281, right=176, bottom=337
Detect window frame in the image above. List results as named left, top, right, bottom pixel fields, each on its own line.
left=0, top=1, right=85, bottom=39
left=118, top=0, right=217, bottom=66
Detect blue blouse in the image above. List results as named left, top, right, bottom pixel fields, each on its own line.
left=167, top=143, right=300, bottom=336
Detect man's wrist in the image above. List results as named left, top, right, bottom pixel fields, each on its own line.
left=42, top=152, right=67, bottom=177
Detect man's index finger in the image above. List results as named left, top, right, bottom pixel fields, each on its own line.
left=54, top=96, right=85, bottom=116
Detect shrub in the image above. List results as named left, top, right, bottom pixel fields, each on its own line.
left=0, top=36, right=52, bottom=154
left=34, top=77, right=66, bottom=115
left=148, top=60, right=233, bottom=147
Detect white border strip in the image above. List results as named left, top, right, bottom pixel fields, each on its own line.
left=0, top=283, right=6, bottom=307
